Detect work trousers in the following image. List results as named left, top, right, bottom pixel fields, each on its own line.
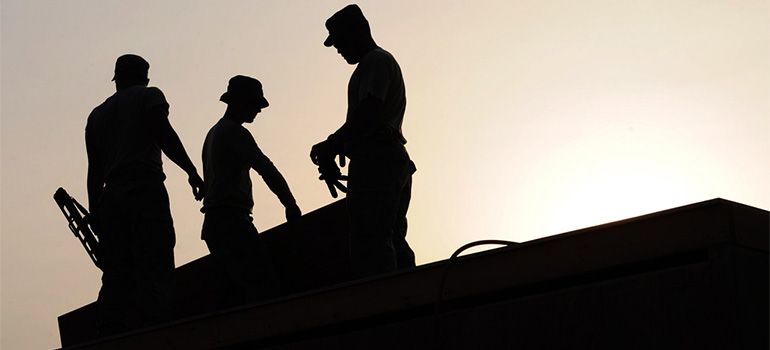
left=202, top=210, right=280, bottom=308
left=346, top=144, right=416, bottom=278
left=95, top=181, right=175, bottom=335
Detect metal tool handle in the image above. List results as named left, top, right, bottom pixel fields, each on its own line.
left=54, top=187, right=102, bottom=270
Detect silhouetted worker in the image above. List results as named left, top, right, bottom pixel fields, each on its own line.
left=201, top=75, right=301, bottom=307
left=311, top=4, right=416, bottom=277
left=85, top=54, right=205, bottom=335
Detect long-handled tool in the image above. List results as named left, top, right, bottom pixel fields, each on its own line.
left=53, top=187, right=101, bottom=270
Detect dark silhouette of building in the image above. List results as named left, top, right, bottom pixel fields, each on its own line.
left=57, top=198, right=768, bottom=349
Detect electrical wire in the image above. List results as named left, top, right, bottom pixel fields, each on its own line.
left=432, top=240, right=519, bottom=349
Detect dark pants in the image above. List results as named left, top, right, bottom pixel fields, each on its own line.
left=347, top=143, right=416, bottom=278
left=202, top=210, right=280, bottom=308
left=95, top=182, right=175, bottom=335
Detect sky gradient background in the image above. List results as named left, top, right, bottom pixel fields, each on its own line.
left=2, top=1, right=768, bottom=349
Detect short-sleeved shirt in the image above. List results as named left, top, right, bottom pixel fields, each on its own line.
left=347, top=47, right=407, bottom=151
left=85, top=86, right=169, bottom=185
left=201, top=117, right=279, bottom=214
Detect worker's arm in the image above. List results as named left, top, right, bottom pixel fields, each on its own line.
left=148, top=105, right=205, bottom=201
left=310, top=95, right=384, bottom=165
left=238, top=131, right=301, bottom=222
left=329, top=95, right=384, bottom=149
left=326, top=49, right=394, bottom=155
left=258, top=162, right=302, bottom=222
left=310, top=50, right=394, bottom=198
left=85, top=128, right=104, bottom=213
left=308, top=97, right=383, bottom=198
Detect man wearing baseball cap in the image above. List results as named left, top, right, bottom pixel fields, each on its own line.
left=311, top=4, right=416, bottom=277
left=86, top=54, right=205, bottom=335
left=201, top=75, right=301, bottom=307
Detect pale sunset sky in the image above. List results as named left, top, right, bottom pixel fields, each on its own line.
left=1, top=1, right=768, bottom=349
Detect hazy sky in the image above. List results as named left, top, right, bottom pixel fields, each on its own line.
left=1, top=1, right=768, bottom=349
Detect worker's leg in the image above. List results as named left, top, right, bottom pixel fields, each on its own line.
left=203, top=211, right=280, bottom=308
left=393, top=172, right=415, bottom=269
left=95, top=187, right=136, bottom=335
left=131, top=184, right=176, bottom=327
left=347, top=157, right=410, bottom=277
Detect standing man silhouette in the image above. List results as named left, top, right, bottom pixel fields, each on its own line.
left=201, top=75, right=301, bottom=307
left=86, top=54, right=205, bottom=335
left=311, top=4, right=416, bottom=277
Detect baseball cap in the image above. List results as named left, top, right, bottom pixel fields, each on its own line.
left=323, top=4, right=369, bottom=47
left=112, top=54, right=149, bottom=81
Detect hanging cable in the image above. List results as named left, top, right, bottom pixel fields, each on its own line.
left=432, top=240, right=519, bottom=349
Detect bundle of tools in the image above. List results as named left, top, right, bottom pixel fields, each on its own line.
left=317, top=156, right=348, bottom=198
left=311, top=137, right=348, bottom=198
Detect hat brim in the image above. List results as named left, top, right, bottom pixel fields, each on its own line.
left=220, top=92, right=269, bottom=108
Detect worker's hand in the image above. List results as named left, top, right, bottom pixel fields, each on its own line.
left=85, top=208, right=101, bottom=234
left=310, top=140, right=335, bottom=166
left=285, top=204, right=302, bottom=223
left=188, top=173, right=205, bottom=201
left=322, top=175, right=347, bottom=198
left=318, top=159, right=347, bottom=198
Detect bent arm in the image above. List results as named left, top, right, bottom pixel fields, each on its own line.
left=327, top=95, right=384, bottom=150
left=311, top=95, right=384, bottom=166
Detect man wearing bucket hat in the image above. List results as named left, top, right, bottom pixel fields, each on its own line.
left=201, top=75, right=301, bottom=306
left=311, top=4, right=416, bottom=277
left=86, top=54, right=205, bottom=335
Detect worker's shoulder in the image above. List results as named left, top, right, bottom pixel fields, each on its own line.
left=137, top=86, right=169, bottom=111
left=365, top=47, right=396, bottom=61
left=359, top=47, right=400, bottom=71
left=144, top=85, right=165, bottom=95
left=211, top=118, right=252, bottom=141
left=116, top=85, right=167, bottom=103
left=86, top=91, right=119, bottom=124
left=135, top=86, right=167, bottom=104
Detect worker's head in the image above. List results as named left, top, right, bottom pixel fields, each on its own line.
left=112, top=54, right=150, bottom=89
left=220, top=75, right=269, bottom=123
left=324, top=4, right=375, bottom=64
